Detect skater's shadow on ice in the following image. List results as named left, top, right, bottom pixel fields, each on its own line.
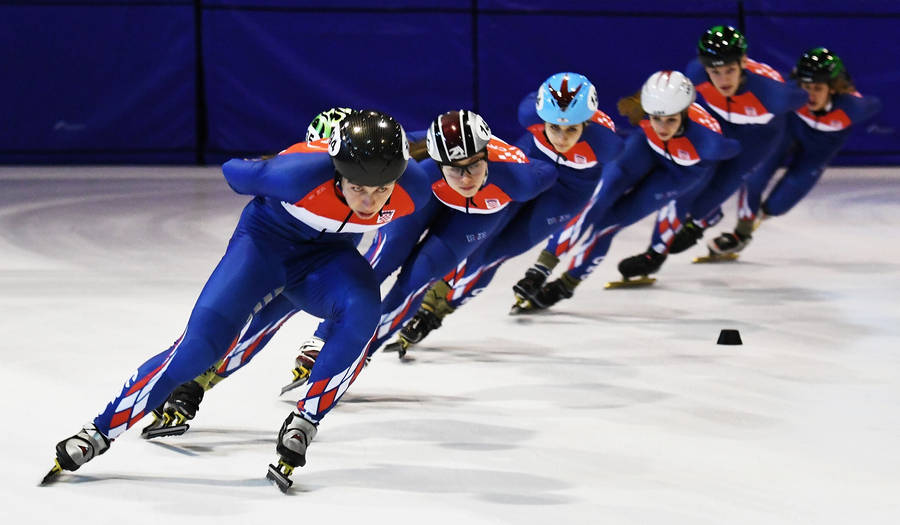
left=299, top=464, right=573, bottom=505
left=59, top=472, right=271, bottom=488
left=784, top=258, right=899, bottom=274
left=398, top=340, right=557, bottom=364
left=279, top=392, right=469, bottom=412
left=323, top=418, right=535, bottom=452
left=146, top=429, right=272, bottom=456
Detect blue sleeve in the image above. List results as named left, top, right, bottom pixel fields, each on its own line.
left=582, top=121, right=624, bottom=163
left=407, top=129, right=428, bottom=143
left=490, top=157, right=559, bottom=201
left=685, top=59, right=707, bottom=85
left=842, top=93, right=883, bottom=124
left=222, top=153, right=331, bottom=202
left=517, top=92, right=542, bottom=128
left=764, top=78, right=807, bottom=115
left=716, top=136, right=742, bottom=161
left=592, top=132, right=657, bottom=211
left=694, top=125, right=741, bottom=161
left=399, top=161, right=434, bottom=211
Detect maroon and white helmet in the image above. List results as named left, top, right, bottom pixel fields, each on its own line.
left=641, top=70, right=696, bottom=116
left=426, top=110, right=492, bottom=164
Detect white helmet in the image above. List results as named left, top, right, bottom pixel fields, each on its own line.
left=640, top=71, right=695, bottom=116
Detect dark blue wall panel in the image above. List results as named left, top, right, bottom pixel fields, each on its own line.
left=202, top=9, right=473, bottom=159
left=204, top=0, right=462, bottom=7
left=0, top=5, right=195, bottom=163
left=480, top=0, right=737, bottom=14
left=0, top=1, right=896, bottom=165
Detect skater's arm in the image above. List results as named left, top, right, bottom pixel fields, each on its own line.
left=222, top=153, right=333, bottom=202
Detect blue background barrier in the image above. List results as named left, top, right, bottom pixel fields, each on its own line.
left=1, top=1, right=896, bottom=165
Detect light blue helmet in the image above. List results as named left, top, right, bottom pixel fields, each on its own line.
left=535, top=72, right=598, bottom=125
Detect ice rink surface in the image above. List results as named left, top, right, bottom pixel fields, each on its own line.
left=1, top=166, right=899, bottom=524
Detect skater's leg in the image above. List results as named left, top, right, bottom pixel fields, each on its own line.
left=282, top=247, right=381, bottom=423
left=762, top=148, right=835, bottom=216
left=94, top=233, right=288, bottom=440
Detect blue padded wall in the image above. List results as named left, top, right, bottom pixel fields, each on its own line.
left=0, top=3, right=195, bottom=163
left=202, top=6, right=473, bottom=162
left=0, top=1, right=896, bottom=165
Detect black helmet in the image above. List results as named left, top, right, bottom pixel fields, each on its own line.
left=426, top=110, right=492, bottom=164
left=329, top=110, right=409, bottom=186
left=698, top=25, right=748, bottom=67
left=792, top=47, right=846, bottom=84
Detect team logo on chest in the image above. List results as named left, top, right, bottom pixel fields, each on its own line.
left=377, top=209, right=395, bottom=224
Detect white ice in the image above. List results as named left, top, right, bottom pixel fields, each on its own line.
left=1, top=166, right=899, bottom=524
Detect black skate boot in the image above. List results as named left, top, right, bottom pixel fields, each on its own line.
left=668, top=221, right=704, bottom=254
left=384, top=308, right=443, bottom=358
left=608, top=249, right=667, bottom=288
left=267, top=412, right=318, bottom=493
left=280, top=336, right=325, bottom=395
left=707, top=230, right=751, bottom=255
left=534, top=277, right=576, bottom=308
left=511, top=250, right=558, bottom=310
left=43, top=424, right=111, bottom=484
left=512, top=272, right=579, bottom=313
left=141, top=380, right=205, bottom=439
left=384, top=280, right=453, bottom=358
left=512, top=268, right=550, bottom=303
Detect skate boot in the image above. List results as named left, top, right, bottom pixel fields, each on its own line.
left=383, top=308, right=443, bottom=358
left=511, top=250, right=558, bottom=310
left=141, top=379, right=206, bottom=439
left=43, top=423, right=111, bottom=484
left=534, top=275, right=576, bottom=308
left=608, top=249, right=667, bottom=288
left=266, top=412, right=318, bottom=493
left=384, top=280, right=453, bottom=358
left=511, top=272, right=579, bottom=313
left=668, top=221, right=704, bottom=254
left=707, top=230, right=751, bottom=255
left=280, top=336, right=325, bottom=395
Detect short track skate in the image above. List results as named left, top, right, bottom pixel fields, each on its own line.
left=605, top=276, right=656, bottom=289
left=280, top=367, right=311, bottom=395
left=141, top=410, right=190, bottom=439
left=39, top=460, right=63, bottom=486
left=382, top=337, right=411, bottom=358
left=266, top=460, right=295, bottom=493
left=692, top=253, right=739, bottom=263
left=509, top=296, right=539, bottom=315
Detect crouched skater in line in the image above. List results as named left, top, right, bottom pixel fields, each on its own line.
left=44, top=110, right=432, bottom=492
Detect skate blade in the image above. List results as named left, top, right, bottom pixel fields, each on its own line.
left=280, top=377, right=309, bottom=396
left=266, top=463, right=294, bottom=493
left=141, top=423, right=190, bottom=440
left=39, top=460, right=63, bottom=486
left=382, top=340, right=409, bottom=358
left=605, top=276, right=656, bottom=289
left=509, top=299, right=539, bottom=315
left=693, top=253, right=739, bottom=263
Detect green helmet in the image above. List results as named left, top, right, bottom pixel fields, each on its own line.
left=306, top=107, right=355, bottom=142
left=698, top=25, right=748, bottom=67
left=792, top=47, right=846, bottom=84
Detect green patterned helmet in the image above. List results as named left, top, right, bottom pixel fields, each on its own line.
left=698, top=25, right=748, bottom=67
left=793, top=47, right=846, bottom=84
left=306, top=107, right=355, bottom=142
